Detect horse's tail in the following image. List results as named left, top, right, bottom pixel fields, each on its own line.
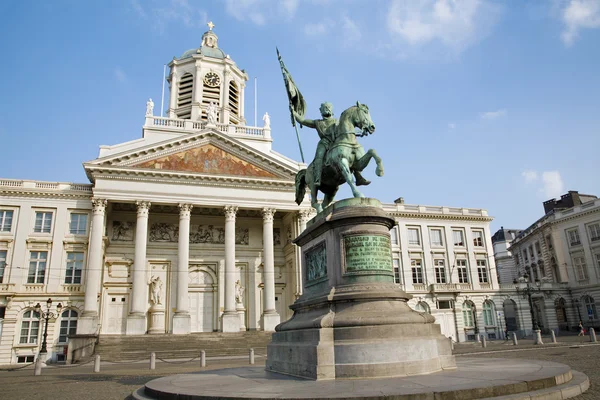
left=295, top=169, right=307, bottom=205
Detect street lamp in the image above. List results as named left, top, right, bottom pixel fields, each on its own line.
left=514, top=274, right=542, bottom=342
left=34, top=298, right=62, bottom=355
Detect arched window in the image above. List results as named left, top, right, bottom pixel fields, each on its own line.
left=462, top=302, right=475, bottom=328
left=483, top=301, right=496, bottom=326
left=415, top=301, right=430, bottom=313
left=583, top=296, right=598, bottom=320
left=176, top=73, right=194, bottom=119
left=555, top=298, right=567, bottom=326
left=228, top=81, right=239, bottom=124
left=19, top=310, right=40, bottom=344
left=59, top=310, right=78, bottom=343
left=503, top=299, right=519, bottom=331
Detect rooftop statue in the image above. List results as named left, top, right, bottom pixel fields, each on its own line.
left=277, top=49, right=384, bottom=213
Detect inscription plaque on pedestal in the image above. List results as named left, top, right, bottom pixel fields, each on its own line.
left=344, top=234, right=392, bottom=273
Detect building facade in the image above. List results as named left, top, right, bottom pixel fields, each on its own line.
left=492, top=227, right=523, bottom=284
left=0, top=25, right=512, bottom=365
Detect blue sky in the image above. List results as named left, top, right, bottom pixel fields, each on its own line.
left=1, top=0, right=599, bottom=233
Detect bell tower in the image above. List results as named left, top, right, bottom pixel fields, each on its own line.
left=166, top=22, right=248, bottom=125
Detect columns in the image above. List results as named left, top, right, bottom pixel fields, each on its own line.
left=127, top=201, right=151, bottom=335
left=173, top=204, right=193, bottom=334
left=298, top=209, right=311, bottom=234
left=221, top=205, right=241, bottom=332
left=261, top=208, right=280, bottom=331
left=168, top=68, right=178, bottom=118
left=78, top=199, right=106, bottom=334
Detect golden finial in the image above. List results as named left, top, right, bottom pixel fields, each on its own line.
left=207, top=21, right=215, bottom=31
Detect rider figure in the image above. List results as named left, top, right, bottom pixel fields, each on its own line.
left=294, top=102, right=370, bottom=188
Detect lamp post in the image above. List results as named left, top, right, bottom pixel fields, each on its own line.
left=34, top=298, right=62, bottom=359
left=514, top=274, right=543, bottom=344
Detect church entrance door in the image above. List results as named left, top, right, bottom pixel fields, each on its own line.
left=189, top=290, right=214, bottom=332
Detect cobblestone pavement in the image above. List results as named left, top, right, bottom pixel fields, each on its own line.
left=0, top=340, right=598, bottom=400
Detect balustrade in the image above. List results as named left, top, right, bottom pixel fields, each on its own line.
left=148, top=116, right=267, bottom=138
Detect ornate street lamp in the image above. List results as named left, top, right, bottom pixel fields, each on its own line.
left=34, top=298, right=62, bottom=355
left=514, top=274, right=542, bottom=343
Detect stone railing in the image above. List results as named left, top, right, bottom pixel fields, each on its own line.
left=146, top=116, right=270, bottom=139
left=412, top=284, right=428, bottom=292
left=62, top=285, right=83, bottom=293
left=387, top=204, right=489, bottom=218
left=0, top=179, right=92, bottom=193
left=23, top=284, right=45, bottom=293
left=0, top=283, right=15, bottom=292
left=429, top=283, right=460, bottom=293
left=479, top=283, right=492, bottom=290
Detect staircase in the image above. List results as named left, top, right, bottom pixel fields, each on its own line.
left=94, top=331, right=273, bottom=362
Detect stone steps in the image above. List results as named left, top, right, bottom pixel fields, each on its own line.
left=95, top=331, right=272, bottom=362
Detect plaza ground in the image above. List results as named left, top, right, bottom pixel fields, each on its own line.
left=0, top=334, right=598, bottom=400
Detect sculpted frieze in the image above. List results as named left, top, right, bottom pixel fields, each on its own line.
left=304, top=241, right=327, bottom=284
left=112, top=221, right=134, bottom=241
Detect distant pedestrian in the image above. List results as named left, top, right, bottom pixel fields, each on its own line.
left=577, top=321, right=585, bottom=336
left=504, top=328, right=509, bottom=342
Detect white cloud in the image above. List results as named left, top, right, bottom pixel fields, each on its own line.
left=114, top=67, right=127, bottom=83
left=341, top=15, right=362, bottom=45
left=480, top=109, right=507, bottom=120
left=561, top=0, right=600, bottom=46
left=448, top=122, right=456, bottom=129
left=541, top=171, right=564, bottom=198
left=386, top=0, right=502, bottom=53
left=130, top=0, right=207, bottom=32
left=304, top=21, right=331, bottom=36
left=521, top=170, right=538, bottom=183
left=225, top=0, right=299, bottom=25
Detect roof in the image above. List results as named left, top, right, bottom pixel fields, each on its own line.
left=179, top=45, right=226, bottom=60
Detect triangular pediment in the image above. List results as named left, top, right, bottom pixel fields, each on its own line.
left=84, top=129, right=299, bottom=182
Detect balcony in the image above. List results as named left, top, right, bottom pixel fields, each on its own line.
left=0, top=283, right=15, bottom=293
left=412, top=284, right=428, bottom=292
left=23, top=284, right=45, bottom=293
left=429, top=283, right=459, bottom=293
left=62, top=284, right=83, bottom=293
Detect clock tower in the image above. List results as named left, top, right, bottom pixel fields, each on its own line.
left=166, top=22, right=248, bottom=125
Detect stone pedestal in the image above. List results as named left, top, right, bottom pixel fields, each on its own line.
left=126, top=314, right=146, bottom=335
left=148, top=304, right=165, bottom=335
left=172, top=313, right=191, bottom=335
left=222, top=312, right=241, bottom=332
left=237, top=304, right=247, bottom=331
left=266, top=198, right=456, bottom=380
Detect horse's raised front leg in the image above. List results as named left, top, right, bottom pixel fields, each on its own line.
left=340, top=157, right=364, bottom=198
left=353, top=149, right=384, bottom=177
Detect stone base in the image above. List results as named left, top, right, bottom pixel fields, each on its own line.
left=67, top=334, right=97, bottom=364
left=148, top=306, right=165, bottom=335
left=260, top=312, right=280, bottom=332
left=221, top=312, right=241, bottom=332
left=76, top=316, right=99, bottom=335
left=126, top=314, right=147, bottom=335
left=172, top=313, right=191, bottom=335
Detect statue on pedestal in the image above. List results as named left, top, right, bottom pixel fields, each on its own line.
left=235, top=280, right=244, bottom=304
left=207, top=102, right=218, bottom=125
left=262, top=112, right=271, bottom=129
left=149, top=275, right=163, bottom=305
left=146, top=98, right=154, bottom=116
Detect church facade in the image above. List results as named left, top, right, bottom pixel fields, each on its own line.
left=0, top=26, right=518, bottom=365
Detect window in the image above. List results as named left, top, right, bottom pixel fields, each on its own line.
left=477, top=260, right=489, bottom=283
left=589, top=223, right=600, bottom=242
left=523, top=250, right=528, bottom=262
left=529, top=246, right=534, bottom=258
left=58, top=310, right=78, bottom=343
left=453, top=230, right=465, bottom=246
left=462, top=302, right=474, bottom=327
left=19, top=310, right=40, bottom=344
left=472, top=230, right=484, bottom=247
left=574, top=256, right=588, bottom=281
left=430, top=229, right=443, bottom=247
left=595, top=253, right=600, bottom=273
left=0, top=210, right=13, bottom=232
left=438, top=300, right=452, bottom=309
left=34, top=211, right=53, bottom=233
left=393, top=258, right=401, bottom=284
left=0, top=250, right=6, bottom=283
left=434, top=259, right=446, bottom=283
left=535, top=242, right=541, bottom=256
left=583, top=296, right=598, bottom=320
left=415, top=301, right=430, bottom=313
left=390, top=227, right=399, bottom=245
left=69, top=213, right=88, bottom=235
left=568, top=229, right=581, bottom=246
left=177, top=73, right=194, bottom=119
left=411, top=259, right=423, bottom=284
left=17, top=356, right=35, bottom=364
left=407, top=228, right=420, bottom=246
left=27, top=251, right=47, bottom=284
left=228, top=81, right=240, bottom=123
left=483, top=301, right=495, bottom=326
left=65, top=252, right=83, bottom=284
left=546, top=235, right=553, bottom=249
left=457, top=259, right=469, bottom=283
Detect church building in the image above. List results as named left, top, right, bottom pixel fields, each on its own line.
left=0, top=25, right=509, bottom=365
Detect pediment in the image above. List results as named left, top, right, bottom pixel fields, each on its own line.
left=85, top=130, right=298, bottom=181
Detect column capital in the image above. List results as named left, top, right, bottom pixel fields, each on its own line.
left=178, top=203, right=193, bottom=215
left=224, top=205, right=238, bottom=221
left=91, top=198, right=107, bottom=214
left=298, top=209, right=312, bottom=221
left=136, top=200, right=151, bottom=216
left=262, top=208, right=276, bottom=222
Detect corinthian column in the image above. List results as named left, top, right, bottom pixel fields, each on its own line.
left=77, top=198, right=107, bottom=334
left=261, top=208, right=280, bottom=331
left=298, top=209, right=312, bottom=234
left=127, top=200, right=151, bottom=335
left=173, top=203, right=192, bottom=334
left=221, top=205, right=241, bottom=332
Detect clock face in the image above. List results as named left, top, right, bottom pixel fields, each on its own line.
left=204, top=72, right=220, bottom=87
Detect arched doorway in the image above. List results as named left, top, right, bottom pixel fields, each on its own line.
left=555, top=298, right=568, bottom=331
left=503, top=299, right=519, bottom=333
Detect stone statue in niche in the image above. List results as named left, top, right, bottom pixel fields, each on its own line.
left=286, top=226, right=292, bottom=244
left=149, top=275, right=163, bottom=305
left=146, top=98, right=154, bottom=116
left=235, top=280, right=245, bottom=304
left=207, top=101, right=218, bottom=125
left=273, top=228, right=281, bottom=246
left=112, top=221, right=134, bottom=241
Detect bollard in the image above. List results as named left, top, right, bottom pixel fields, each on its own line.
left=481, top=335, right=487, bottom=348
left=512, top=332, right=518, bottom=346
left=249, top=348, right=255, bottom=365
left=534, top=330, right=544, bottom=345
left=200, top=350, right=206, bottom=368
left=150, top=352, right=156, bottom=370
left=550, top=330, right=557, bottom=343
left=34, top=356, right=43, bottom=376
left=94, top=355, right=101, bottom=373
left=590, top=328, right=597, bottom=343
left=449, top=337, right=454, bottom=351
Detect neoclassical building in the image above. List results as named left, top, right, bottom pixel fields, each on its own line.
left=0, top=26, right=513, bottom=365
